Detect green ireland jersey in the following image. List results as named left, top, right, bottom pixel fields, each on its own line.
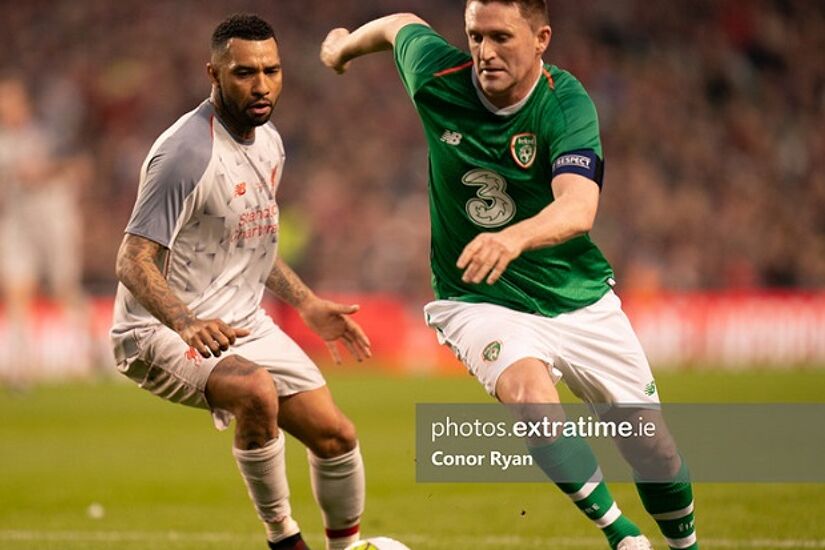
left=394, top=24, right=615, bottom=317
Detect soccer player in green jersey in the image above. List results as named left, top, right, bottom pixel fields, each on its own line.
left=321, top=1, right=698, bottom=549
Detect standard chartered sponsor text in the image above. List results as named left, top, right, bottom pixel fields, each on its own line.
left=430, top=415, right=657, bottom=442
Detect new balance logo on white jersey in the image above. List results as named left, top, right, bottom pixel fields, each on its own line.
left=440, top=130, right=463, bottom=146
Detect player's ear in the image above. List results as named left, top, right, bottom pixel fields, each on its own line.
left=206, top=62, right=219, bottom=87
left=536, top=25, right=551, bottom=55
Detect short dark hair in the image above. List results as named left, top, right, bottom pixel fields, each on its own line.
left=465, top=0, right=549, bottom=28
left=211, top=13, right=277, bottom=52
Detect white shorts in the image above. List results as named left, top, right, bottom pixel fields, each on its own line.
left=112, top=314, right=325, bottom=429
left=424, top=291, right=659, bottom=405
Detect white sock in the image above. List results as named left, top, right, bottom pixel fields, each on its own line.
left=233, top=434, right=300, bottom=543
left=308, top=443, right=365, bottom=550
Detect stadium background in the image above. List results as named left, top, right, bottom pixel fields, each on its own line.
left=1, top=0, right=824, bottom=548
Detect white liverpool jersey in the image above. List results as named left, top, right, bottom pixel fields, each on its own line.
left=111, top=100, right=285, bottom=337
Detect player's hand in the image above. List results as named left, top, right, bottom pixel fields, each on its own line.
left=299, top=298, right=372, bottom=364
left=320, top=28, right=352, bottom=74
left=178, top=318, right=251, bottom=359
left=457, top=229, right=525, bottom=285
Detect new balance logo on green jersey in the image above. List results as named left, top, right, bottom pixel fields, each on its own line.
left=440, top=130, right=463, bottom=146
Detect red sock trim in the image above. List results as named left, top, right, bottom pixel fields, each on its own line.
left=326, top=525, right=360, bottom=539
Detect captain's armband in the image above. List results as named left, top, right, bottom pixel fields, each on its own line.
left=551, top=150, right=604, bottom=189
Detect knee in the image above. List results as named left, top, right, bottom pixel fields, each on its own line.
left=497, top=379, right=559, bottom=413
left=236, top=367, right=279, bottom=422
left=310, top=416, right=358, bottom=459
left=505, top=385, right=552, bottom=405
left=495, top=359, right=559, bottom=405
left=208, top=357, right=279, bottom=421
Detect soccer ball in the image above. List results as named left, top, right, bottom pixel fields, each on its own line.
left=345, top=537, right=411, bottom=550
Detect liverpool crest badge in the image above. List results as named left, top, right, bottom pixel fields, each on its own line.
left=510, top=133, right=537, bottom=169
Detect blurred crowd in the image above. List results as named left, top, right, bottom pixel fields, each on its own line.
left=1, top=0, right=823, bottom=307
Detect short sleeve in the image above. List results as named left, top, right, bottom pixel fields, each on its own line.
left=549, top=83, right=604, bottom=186
left=125, top=104, right=214, bottom=246
left=126, top=142, right=211, bottom=247
left=394, top=24, right=470, bottom=97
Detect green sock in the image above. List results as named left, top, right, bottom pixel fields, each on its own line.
left=635, top=459, right=698, bottom=549
left=530, top=435, right=641, bottom=549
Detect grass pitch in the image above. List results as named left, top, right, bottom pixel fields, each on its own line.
left=1, top=368, right=824, bottom=549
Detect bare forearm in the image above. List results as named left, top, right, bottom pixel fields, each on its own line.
left=457, top=176, right=600, bottom=285
left=507, top=174, right=600, bottom=252
left=266, top=257, right=314, bottom=309
left=323, top=13, right=427, bottom=70
left=115, top=235, right=195, bottom=332
left=505, top=197, right=593, bottom=252
left=338, top=20, right=392, bottom=61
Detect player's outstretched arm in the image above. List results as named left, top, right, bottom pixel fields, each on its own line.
left=265, top=258, right=372, bottom=363
left=457, top=174, right=600, bottom=285
left=320, top=13, right=428, bottom=73
left=115, top=233, right=249, bottom=358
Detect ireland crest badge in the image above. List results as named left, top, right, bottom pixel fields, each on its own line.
left=510, top=133, right=537, bottom=169
left=482, top=341, right=502, bottom=363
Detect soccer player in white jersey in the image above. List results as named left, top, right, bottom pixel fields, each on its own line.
left=111, top=14, right=367, bottom=550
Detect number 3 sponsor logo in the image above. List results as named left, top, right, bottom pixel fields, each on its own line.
left=462, top=169, right=517, bottom=228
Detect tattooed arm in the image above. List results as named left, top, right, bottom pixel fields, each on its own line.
left=266, top=257, right=371, bottom=362
left=265, top=256, right=314, bottom=309
left=115, top=234, right=193, bottom=331
left=115, top=233, right=248, bottom=358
